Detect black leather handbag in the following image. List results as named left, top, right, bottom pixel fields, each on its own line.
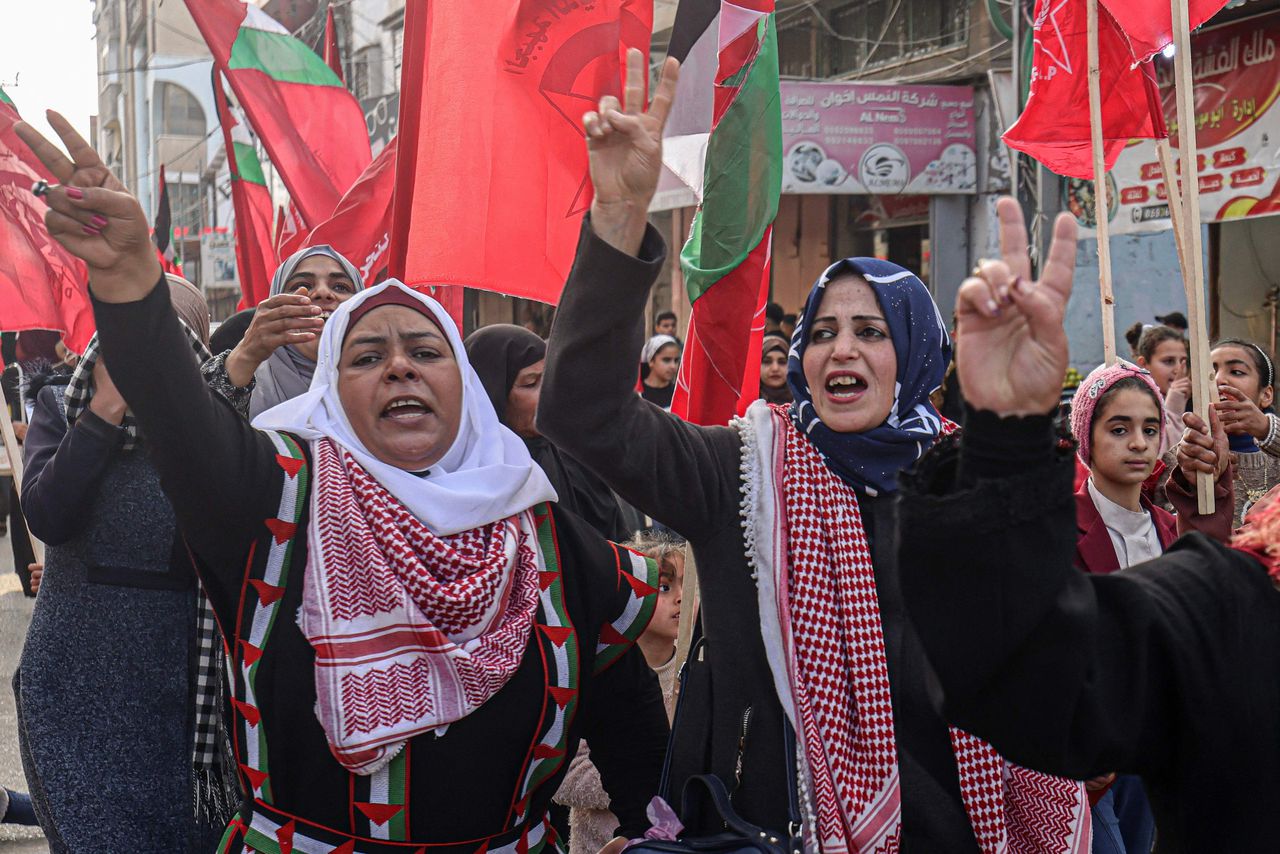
left=624, top=639, right=803, bottom=854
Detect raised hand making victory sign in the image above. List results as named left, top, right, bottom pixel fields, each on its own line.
left=583, top=48, right=679, bottom=257
left=955, top=197, right=1080, bottom=417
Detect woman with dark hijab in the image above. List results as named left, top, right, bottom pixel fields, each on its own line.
left=465, top=324, right=633, bottom=542
left=758, top=332, right=792, bottom=405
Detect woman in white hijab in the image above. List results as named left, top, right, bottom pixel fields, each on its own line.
left=17, top=113, right=669, bottom=853
left=203, top=245, right=366, bottom=418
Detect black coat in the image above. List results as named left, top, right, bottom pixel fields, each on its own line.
left=898, top=407, right=1280, bottom=852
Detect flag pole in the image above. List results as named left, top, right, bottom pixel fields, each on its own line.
left=1170, top=0, right=1216, bottom=515
left=1087, top=0, right=1117, bottom=365
left=0, top=410, right=43, bottom=566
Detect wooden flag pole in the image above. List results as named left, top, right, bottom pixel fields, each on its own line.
left=0, top=410, right=43, bottom=566
left=1087, top=0, right=1117, bottom=366
left=1155, top=138, right=1191, bottom=278
left=1171, top=0, right=1217, bottom=515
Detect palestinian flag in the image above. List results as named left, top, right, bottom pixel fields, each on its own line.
left=670, top=1, right=782, bottom=426
left=214, top=71, right=277, bottom=308
left=154, top=165, right=184, bottom=278
left=185, top=0, right=370, bottom=229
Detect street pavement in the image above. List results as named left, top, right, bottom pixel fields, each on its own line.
left=0, top=529, right=48, bottom=852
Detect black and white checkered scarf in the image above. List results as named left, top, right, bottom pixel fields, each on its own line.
left=64, top=326, right=239, bottom=825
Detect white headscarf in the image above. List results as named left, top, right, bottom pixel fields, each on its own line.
left=642, top=334, right=679, bottom=364
left=253, top=281, right=558, bottom=535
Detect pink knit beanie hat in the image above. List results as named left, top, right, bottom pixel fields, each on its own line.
left=1070, top=360, right=1165, bottom=464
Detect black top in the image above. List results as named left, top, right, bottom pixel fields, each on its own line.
left=640, top=382, right=675, bottom=409
left=898, top=407, right=1280, bottom=853
left=90, top=278, right=669, bottom=846
left=541, top=219, right=978, bottom=851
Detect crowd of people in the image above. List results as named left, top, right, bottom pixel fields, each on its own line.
left=2, top=49, right=1280, bottom=854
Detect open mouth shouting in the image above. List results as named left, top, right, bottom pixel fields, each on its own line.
left=381, top=395, right=433, bottom=423
left=823, top=370, right=868, bottom=404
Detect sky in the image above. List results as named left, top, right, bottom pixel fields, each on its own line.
left=1, top=0, right=98, bottom=145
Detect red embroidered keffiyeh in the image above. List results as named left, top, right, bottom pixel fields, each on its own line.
left=739, top=402, right=1091, bottom=853
left=301, top=439, right=542, bottom=774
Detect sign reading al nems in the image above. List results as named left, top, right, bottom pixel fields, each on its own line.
left=780, top=80, right=977, bottom=196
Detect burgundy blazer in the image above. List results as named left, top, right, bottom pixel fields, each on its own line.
left=1074, top=485, right=1179, bottom=575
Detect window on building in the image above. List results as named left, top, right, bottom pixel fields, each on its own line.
left=391, top=25, right=404, bottom=87
left=169, top=180, right=202, bottom=235
left=781, top=0, right=970, bottom=78
left=353, top=44, right=384, bottom=100
left=153, top=82, right=206, bottom=137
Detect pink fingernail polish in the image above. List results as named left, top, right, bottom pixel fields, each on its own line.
left=90, top=214, right=107, bottom=228
left=82, top=225, right=100, bottom=236
left=66, top=187, right=84, bottom=200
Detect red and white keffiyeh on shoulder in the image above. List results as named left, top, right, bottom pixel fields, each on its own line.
left=254, top=282, right=560, bottom=775
left=736, top=401, right=1091, bottom=854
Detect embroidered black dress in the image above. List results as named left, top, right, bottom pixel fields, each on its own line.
left=92, top=279, right=669, bottom=853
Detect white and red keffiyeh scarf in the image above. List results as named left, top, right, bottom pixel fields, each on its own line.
left=301, top=439, right=543, bottom=775
left=736, top=401, right=1091, bottom=854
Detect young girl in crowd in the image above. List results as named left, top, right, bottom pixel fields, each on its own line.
left=640, top=334, right=680, bottom=409
left=758, top=332, right=791, bottom=405
left=1134, top=326, right=1189, bottom=453
left=555, top=531, right=685, bottom=854
left=1070, top=363, right=1173, bottom=854
left=1210, top=338, right=1280, bottom=525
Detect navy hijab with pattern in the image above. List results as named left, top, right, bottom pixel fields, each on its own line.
left=786, top=257, right=952, bottom=496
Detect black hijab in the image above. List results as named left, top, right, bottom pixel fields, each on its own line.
left=464, top=324, right=546, bottom=422
left=464, top=324, right=631, bottom=541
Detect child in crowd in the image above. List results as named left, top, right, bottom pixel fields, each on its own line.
left=554, top=531, right=685, bottom=854
left=1134, top=325, right=1190, bottom=453
left=1070, top=362, right=1173, bottom=854
left=1210, top=338, right=1280, bottom=526
left=640, top=336, right=681, bottom=410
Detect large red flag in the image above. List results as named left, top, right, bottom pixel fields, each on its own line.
left=214, top=72, right=278, bottom=308
left=0, top=90, right=93, bottom=352
left=185, top=0, right=370, bottom=228
left=304, top=136, right=396, bottom=283
left=391, top=0, right=653, bottom=304
left=1100, top=0, right=1232, bottom=63
left=1002, top=0, right=1162, bottom=180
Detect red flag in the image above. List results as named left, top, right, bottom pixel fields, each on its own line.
left=323, top=5, right=344, bottom=82
left=275, top=202, right=306, bottom=261
left=1002, top=0, right=1161, bottom=180
left=1100, top=0, right=1231, bottom=63
left=214, top=72, right=278, bottom=308
left=184, top=0, right=371, bottom=228
left=391, top=0, right=654, bottom=304
left=0, top=92, right=93, bottom=351
left=304, top=136, right=396, bottom=283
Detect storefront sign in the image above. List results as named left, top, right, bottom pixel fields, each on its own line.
left=781, top=81, right=977, bottom=195
left=1083, top=11, right=1280, bottom=234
